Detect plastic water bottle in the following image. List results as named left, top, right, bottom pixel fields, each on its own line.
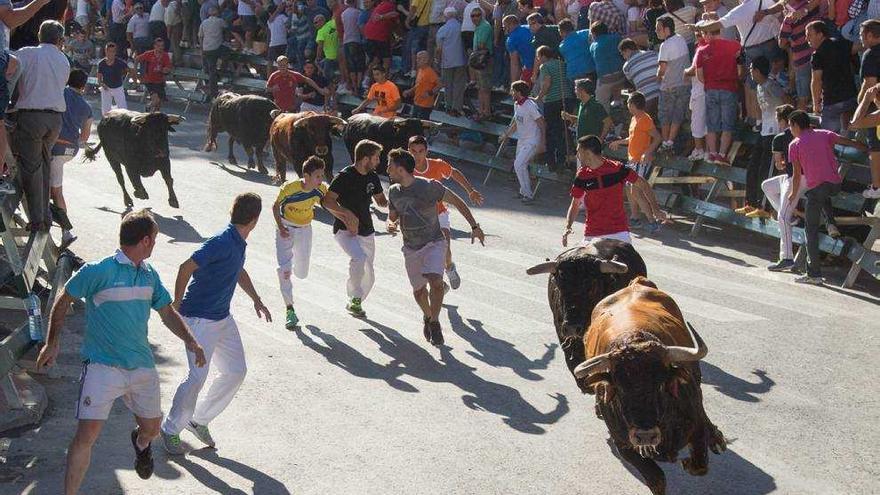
left=25, top=293, right=43, bottom=342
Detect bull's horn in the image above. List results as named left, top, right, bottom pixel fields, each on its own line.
left=526, top=261, right=556, bottom=275
left=166, top=114, right=185, bottom=124
left=598, top=259, right=629, bottom=274
left=327, top=116, right=348, bottom=126
left=420, top=119, right=442, bottom=129
left=665, top=322, right=708, bottom=363
left=270, top=109, right=282, bottom=119
left=573, top=353, right=611, bottom=378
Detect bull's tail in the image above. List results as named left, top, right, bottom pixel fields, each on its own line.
left=83, top=141, right=102, bottom=162
left=204, top=104, right=219, bottom=152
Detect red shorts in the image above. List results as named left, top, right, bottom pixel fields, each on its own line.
left=521, top=67, right=533, bottom=85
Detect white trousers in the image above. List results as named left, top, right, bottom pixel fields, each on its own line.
left=514, top=141, right=538, bottom=199
left=100, top=86, right=128, bottom=116
left=161, top=316, right=247, bottom=435
left=276, top=224, right=313, bottom=306
left=762, top=174, right=806, bottom=260
left=334, top=231, right=375, bottom=300
left=690, top=93, right=707, bottom=139
left=583, top=230, right=632, bottom=244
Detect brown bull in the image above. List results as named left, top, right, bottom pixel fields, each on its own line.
left=269, top=111, right=346, bottom=182
left=574, top=276, right=726, bottom=495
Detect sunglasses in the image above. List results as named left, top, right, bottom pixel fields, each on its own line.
left=471, top=12, right=482, bottom=17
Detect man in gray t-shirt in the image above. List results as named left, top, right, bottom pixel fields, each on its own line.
left=386, top=148, right=485, bottom=347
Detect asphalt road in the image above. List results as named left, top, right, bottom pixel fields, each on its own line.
left=3, top=100, right=879, bottom=495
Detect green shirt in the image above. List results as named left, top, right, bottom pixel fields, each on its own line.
left=576, top=97, right=608, bottom=139
left=316, top=19, right=339, bottom=60
left=473, top=20, right=493, bottom=53
left=538, top=58, right=574, bottom=103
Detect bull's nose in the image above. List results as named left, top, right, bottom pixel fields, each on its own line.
left=316, top=146, right=329, bottom=155
left=629, top=427, right=662, bottom=447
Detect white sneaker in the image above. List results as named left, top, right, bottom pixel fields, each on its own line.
left=862, top=186, right=880, bottom=199
left=61, top=230, right=77, bottom=247
left=186, top=421, right=216, bottom=448
left=446, top=263, right=461, bottom=289
left=687, top=149, right=705, bottom=162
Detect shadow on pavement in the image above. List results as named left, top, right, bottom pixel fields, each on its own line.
left=210, top=161, right=277, bottom=186
left=168, top=448, right=292, bottom=495
left=96, top=206, right=206, bottom=244
left=700, top=362, right=775, bottom=403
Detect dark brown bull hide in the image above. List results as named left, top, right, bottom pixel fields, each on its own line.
left=269, top=110, right=346, bottom=182
left=204, top=92, right=278, bottom=174
left=341, top=113, right=439, bottom=175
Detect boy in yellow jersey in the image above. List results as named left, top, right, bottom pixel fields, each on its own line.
left=274, top=156, right=329, bottom=329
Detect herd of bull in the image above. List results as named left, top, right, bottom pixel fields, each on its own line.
left=82, top=98, right=727, bottom=494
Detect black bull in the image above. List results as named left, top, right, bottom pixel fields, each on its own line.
left=84, top=110, right=183, bottom=208
left=342, top=114, right=440, bottom=175
left=204, top=93, right=278, bottom=174
left=526, top=239, right=647, bottom=392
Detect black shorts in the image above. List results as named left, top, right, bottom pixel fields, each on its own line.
left=365, top=39, right=391, bottom=61
left=268, top=44, right=286, bottom=63
left=344, top=42, right=366, bottom=72
left=145, top=82, right=166, bottom=101
left=239, top=14, right=258, bottom=32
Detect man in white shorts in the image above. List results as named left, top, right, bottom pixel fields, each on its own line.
left=36, top=209, right=206, bottom=494
left=386, top=148, right=485, bottom=346
left=685, top=28, right=707, bottom=161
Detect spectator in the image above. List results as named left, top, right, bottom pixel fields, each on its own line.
left=0, top=50, right=16, bottom=193
left=491, top=0, right=519, bottom=91
left=353, top=65, right=401, bottom=117
left=97, top=42, right=130, bottom=114
left=698, top=0, right=736, bottom=40
left=267, top=4, right=290, bottom=64
left=655, top=16, right=690, bottom=152
left=136, top=37, right=172, bottom=112
left=425, top=0, right=449, bottom=69
left=363, top=0, right=396, bottom=71
left=341, top=0, right=365, bottom=95
left=238, top=0, right=259, bottom=52
left=684, top=28, right=706, bottom=161
left=561, top=78, right=613, bottom=140
left=165, top=0, right=183, bottom=64
left=787, top=110, right=866, bottom=284
left=109, top=0, right=132, bottom=57
left=859, top=20, right=880, bottom=198
left=66, top=29, right=95, bottom=72
left=587, top=0, right=626, bottom=35
left=694, top=20, right=740, bottom=165
left=534, top=45, right=575, bottom=173
left=11, top=20, right=69, bottom=232
left=526, top=12, right=560, bottom=57
left=127, top=3, right=151, bottom=55
left=403, top=0, right=430, bottom=77
left=739, top=56, right=784, bottom=218
left=589, top=21, right=625, bottom=112
left=436, top=6, right=467, bottom=117
left=403, top=50, right=441, bottom=119
left=181, top=0, right=201, bottom=49
left=290, top=1, right=317, bottom=70
left=50, top=69, right=92, bottom=247
left=268, top=55, right=327, bottom=112
left=851, top=84, right=880, bottom=195
left=643, top=0, right=665, bottom=48
left=609, top=91, right=664, bottom=231
left=501, top=80, right=544, bottom=204
left=557, top=18, right=595, bottom=84
left=199, top=6, right=225, bottom=99
left=807, top=20, right=857, bottom=133
left=73, top=0, right=92, bottom=36
left=300, top=60, right=331, bottom=112
left=148, top=0, right=168, bottom=48
left=461, top=0, right=481, bottom=56
left=315, top=14, right=339, bottom=82
left=763, top=104, right=801, bottom=271
left=626, top=0, right=648, bottom=46
left=503, top=15, right=536, bottom=84
left=472, top=7, right=493, bottom=121
left=658, top=0, right=696, bottom=47
left=618, top=37, right=660, bottom=113
left=778, top=0, right=822, bottom=111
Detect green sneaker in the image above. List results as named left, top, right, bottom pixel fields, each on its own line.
left=285, top=307, right=299, bottom=329
left=161, top=430, right=185, bottom=455
left=346, top=297, right=366, bottom=318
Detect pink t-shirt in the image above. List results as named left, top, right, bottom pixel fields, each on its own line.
left=788, top=129, right=842, bottom=190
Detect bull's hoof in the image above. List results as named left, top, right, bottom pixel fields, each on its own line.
left=247, top=159, right=255, bottom=169
left=168, top=196, right=179, bottom=208
left=708, top=426, right=727, bottom=455
left=257, top=165, right=269, bottom=175
left=203, top=143, right=214, bottom=152
left=681, top=457, right=708, bottom=476
left=134, top=189, right=149, bottom=200
left=124, top=196, right=134, bottom=208
left=272, top=174, right=285, bottom=185
left=228, top=156, right=238, bottom=166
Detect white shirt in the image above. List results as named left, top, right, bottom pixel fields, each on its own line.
left=165, top=0, right=181, bottom=25
left=719, top=0, right=781, bottom=47
left=461, top=1, right=480, bottom=32
left=268, top=13, right=288, bottom=47
left=149, top=1, right=165, bottom=22
left=13, top=44, right=70, bottom=112
left=238, top=0, right=255, bottom=16
left=111, top=0, right=127, bottom=23
left=513, top=98, right=543, bottom=145
left=76, top=0, right=89, bottom=18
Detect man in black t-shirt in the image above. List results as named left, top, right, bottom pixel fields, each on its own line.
left=858, top=20, right=880, bottom=199
left=96, top=42, right=131, bottom=116
left=323, top=139, right=388, bottom=317
left=806, top=21, right=856, bottom=134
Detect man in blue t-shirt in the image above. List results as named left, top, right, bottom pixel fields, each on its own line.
left=161, top=193, right=271, bottom=455
left=50, top=69, right=94, bottom=247
left=36, top=209, right=206, bottom=493
left=558, top=19, right=596, bottom=83
left=503, top=16, right=536, bottom=84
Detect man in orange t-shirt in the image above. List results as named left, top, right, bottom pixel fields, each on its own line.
left=353, top=66, right=401, bottom=118
left=403, top=51, right=441, bottom=119
left=407, top=135, right=484, bottom=290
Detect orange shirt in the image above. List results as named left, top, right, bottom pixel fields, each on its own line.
left=368, top=80, right=401, bottom=118
left=628, top=112, right=655, bottom=163
left=413, top=67, right=440, bottom=108
left=413, top=158, right=453, bottom=213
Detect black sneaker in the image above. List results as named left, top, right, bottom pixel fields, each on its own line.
left=131, top=429, right=154, bottom=480
left=429, top=321, right=444, bottom=346
left=422, top=316, right=431, bottom=343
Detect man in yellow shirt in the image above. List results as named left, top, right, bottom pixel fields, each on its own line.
left=273, top=156, right=329, bottom=328
left=353, top=66, right=401, bottom=118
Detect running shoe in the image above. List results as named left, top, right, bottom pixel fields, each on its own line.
left=521, top=196, right=535, bottom=205
left=131, top=429, right=154, bottom=479
left=687, top=149, right=706, bottom=162
left=186, top=421, right=216, bottom=448
left=428, top=321, right=444, bottom=346
left=862, top=186, right=880, bottom=199
left=767, top=259, right=795, bottom=272
left=285, top=307, right=299, bottom=329
left=629, top=217, right=644, bottom=230
left=794, top=275, right=825, bottom=285
left=61, top=230, right=77, bottom=248
left=446, top=263, right=461, bottom=289
left=346, top=297, right=366, bottom=318
left=645, top=221, right=661, bottom=234
left=826, top=224, right=841, bottom=238
left=161, top=430, right=185, bottom=455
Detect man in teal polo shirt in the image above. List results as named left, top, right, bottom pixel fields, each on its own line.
left=36, top=209, right=206, bottom=494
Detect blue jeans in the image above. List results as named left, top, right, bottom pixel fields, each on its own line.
left=820, top=98, right=857, bottom=134
left=491, top=38, right=509, bottom=88
left=403, top=25, right=428, bottom=72
left=287, top=36, right=315, bottom=71
left=706, top=89, right=738, bottom=133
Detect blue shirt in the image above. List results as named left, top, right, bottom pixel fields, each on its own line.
left=505, top=25, right=536, bottom=70
left=52, top=87, right=92, bottom=156
left=559, top=29, right=595, bottom=79
left=65, top=251, right=172, bottom=369
left=179, top=224, right=247, bottom=320
left=590, top=33, right=624, bottom=78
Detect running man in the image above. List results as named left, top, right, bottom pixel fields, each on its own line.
left=386, top=148, right=485, bottom=346
left=407, top=135, right=484, bottom=289
left=562, top=135, right=664, bottom=246
left=161, top=193, right=271, bottom=454
left=35, top=209, right=206, bottom=494
left=322, top=139, right=388, bottom=317
left=274, top=156, right=340, bottom=328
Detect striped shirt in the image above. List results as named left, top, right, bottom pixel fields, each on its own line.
left=538, top=58, right=575, bottom=103
left=588, top=0, right=626, bottom=35
left=779, top=0, right=820, bottom=68
left=622, top=50, right=660, bottom=101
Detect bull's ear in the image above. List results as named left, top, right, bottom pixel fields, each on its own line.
left=130, top=114, right=148, bottom=126
left=166, top=114, right=185, bottom=125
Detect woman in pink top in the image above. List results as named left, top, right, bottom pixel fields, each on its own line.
left=787, top=110, right=866, bottom=284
